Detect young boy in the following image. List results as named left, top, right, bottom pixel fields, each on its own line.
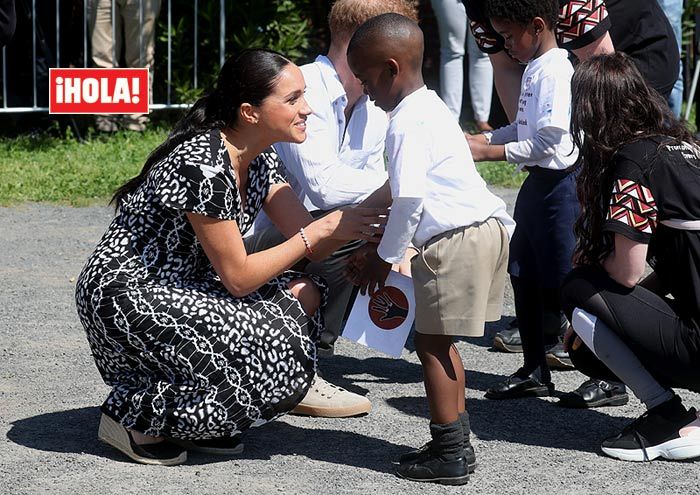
left=347, top=13, right=515, bottom=485
left=467, top=0, right=580, bottom=399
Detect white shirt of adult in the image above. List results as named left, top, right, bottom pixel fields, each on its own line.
left=377, top=86, right=515, bottom=264
left=273, top=55, right=389, bottom=211
left=487, top=47, right=578, bottom=170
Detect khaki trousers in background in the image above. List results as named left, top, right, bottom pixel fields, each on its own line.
left=88, top=0, right=161, bottom=130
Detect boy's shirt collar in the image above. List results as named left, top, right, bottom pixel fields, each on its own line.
left=390, top=85, right=428, bottom=118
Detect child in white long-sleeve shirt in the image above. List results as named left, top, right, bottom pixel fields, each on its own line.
left=468, top=0, right=581, bottom=401
left=347, top=13, right=514, bottom=485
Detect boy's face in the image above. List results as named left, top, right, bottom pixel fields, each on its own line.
left=490, top=17, right=540, bottom=63
left=347, top=50, right=397, bottom=112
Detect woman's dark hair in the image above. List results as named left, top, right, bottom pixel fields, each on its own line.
left=111, top=48, right=291, bottom=208
left=570, top=52, right=695, bottom=266
left=485, top=0, right=559, bottom=28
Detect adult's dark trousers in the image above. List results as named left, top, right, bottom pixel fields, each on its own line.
left=560, top=266, right=700, bottom=393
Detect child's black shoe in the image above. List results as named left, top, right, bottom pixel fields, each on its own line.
left=396, top=419, right=469, bottom=485
left=396, top=452, right=469, bottom=485
left=398, top=441, right=476, bottom=473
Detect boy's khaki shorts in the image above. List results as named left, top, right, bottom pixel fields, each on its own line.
left=411, top=217, right=509, bottom=337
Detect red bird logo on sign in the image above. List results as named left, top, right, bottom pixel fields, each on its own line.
left=49, top=68, right=149, bottom=114
left=367, top=286, right=409, bottom=330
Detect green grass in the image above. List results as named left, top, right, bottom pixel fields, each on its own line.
left=476, top=161, right=525, bottom=189
left=0, top=127, right=522, bottom=206
left=0, top=127, right=168, bottom=206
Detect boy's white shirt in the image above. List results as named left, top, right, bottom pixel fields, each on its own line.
left=273, top=55, right=388, bottom=211
left=487, top=48, right=578, bottom=170
left=377, top=86, right=515, bottom=264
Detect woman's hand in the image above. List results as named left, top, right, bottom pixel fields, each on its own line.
left=318, top=207, right=387, bottom=243
left=562, top=324, right=583, bottom=352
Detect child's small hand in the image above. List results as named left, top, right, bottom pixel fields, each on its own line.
left=351, top=248, right=392, bottom=296
left=467, top=140, right=490, bottom=162
left=562, top=324, right=583, bottom=352
left=345, top=244, right=375, bottom=283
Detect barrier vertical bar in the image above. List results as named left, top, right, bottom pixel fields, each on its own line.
left=83, top=0, right=88, bottom=67
left=194, top=0, right=198, bottom=89
left=2, top=46, right=7, bottom=108
left=139, top=0, right=144, bottom=66
left=56, top=0, right=60, bottom=67
left=167, top=0, right=172, bottom=105
left=32, top=0, right=37, bottom=108
left=219, top=0, right=225, bottom=68
left=111, top=0, right=116, bottom=66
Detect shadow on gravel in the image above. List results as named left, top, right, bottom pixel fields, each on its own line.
left=7, top=407, right=134, bottom=462
left=220, top=420, right=412, bottom=473
left=318, top=354, right=424, bottom=392
left=385, top=395, right=631, bottom=454
left=7, top=407, right=410, bottom=473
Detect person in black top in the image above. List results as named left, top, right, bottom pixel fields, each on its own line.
left=560, top=53, right=700, bottom=462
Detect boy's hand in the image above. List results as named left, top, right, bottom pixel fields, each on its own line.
left=345, top=244, right=375, bottom=282
left=348, top=247, right=391, bottom=295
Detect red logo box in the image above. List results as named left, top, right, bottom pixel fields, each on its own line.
left=49, top=68, right=149, bottom=114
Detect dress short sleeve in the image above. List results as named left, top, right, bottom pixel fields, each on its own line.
left=602, top=146, right=658, bottom=244
left=155, top=131, right=239, bottom=221
left=259, top=147, right=288, bottom=187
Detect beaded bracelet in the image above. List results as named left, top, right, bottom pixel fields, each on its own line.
left=299, top=227, right=314, bottom=255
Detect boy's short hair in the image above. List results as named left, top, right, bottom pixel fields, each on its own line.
left=328, top=0, right=418, bottom=44
left=485, top=0, right=559, bottom=28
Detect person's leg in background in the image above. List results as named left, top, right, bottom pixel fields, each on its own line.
left=466, top=29, right=493, bottom=131
left=121, top=0, right=161, bottom=131
left=88, top=0, right=121, bottom=132
left=658, top=0, right=684, bottom=117
left=429, top=0, right=466, bottom=121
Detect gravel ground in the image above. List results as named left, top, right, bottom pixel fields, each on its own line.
left=1, top=188, right=699, bottom=495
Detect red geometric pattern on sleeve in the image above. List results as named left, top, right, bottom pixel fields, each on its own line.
left=556, top=0, right=608, bottom=45
left=606, top=178, right=657, bottom=234
left=469, top=20, right=499, bottom=51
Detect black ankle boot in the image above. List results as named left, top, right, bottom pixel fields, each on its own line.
left=398, top=412, right=477, bottom=472
left=396, top=420, right=469, bottom=485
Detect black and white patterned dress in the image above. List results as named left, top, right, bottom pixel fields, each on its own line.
left=75, top=129, right=325, bottom=440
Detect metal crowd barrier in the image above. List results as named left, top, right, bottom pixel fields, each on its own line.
left=0, top=0, right=228, bottom=113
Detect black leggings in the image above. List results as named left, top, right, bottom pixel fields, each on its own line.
left=560, top=266, right=700, bottom=393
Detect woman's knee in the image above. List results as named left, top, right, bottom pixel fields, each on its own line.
left=287, top=278, right=321, bottom=316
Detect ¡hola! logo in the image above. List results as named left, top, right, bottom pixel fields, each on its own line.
left=49, top=68, right=149, bottom=114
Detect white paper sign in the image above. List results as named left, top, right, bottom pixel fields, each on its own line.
left=341, top=271, right=415, bottom=358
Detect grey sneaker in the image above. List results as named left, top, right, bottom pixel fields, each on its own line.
left=290, top=376, right=371, bottom=418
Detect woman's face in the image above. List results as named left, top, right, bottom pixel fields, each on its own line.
left=257, top=64, right=312, bottom=144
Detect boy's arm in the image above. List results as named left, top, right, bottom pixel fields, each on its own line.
left=353, top=198, right=423, bottom=295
